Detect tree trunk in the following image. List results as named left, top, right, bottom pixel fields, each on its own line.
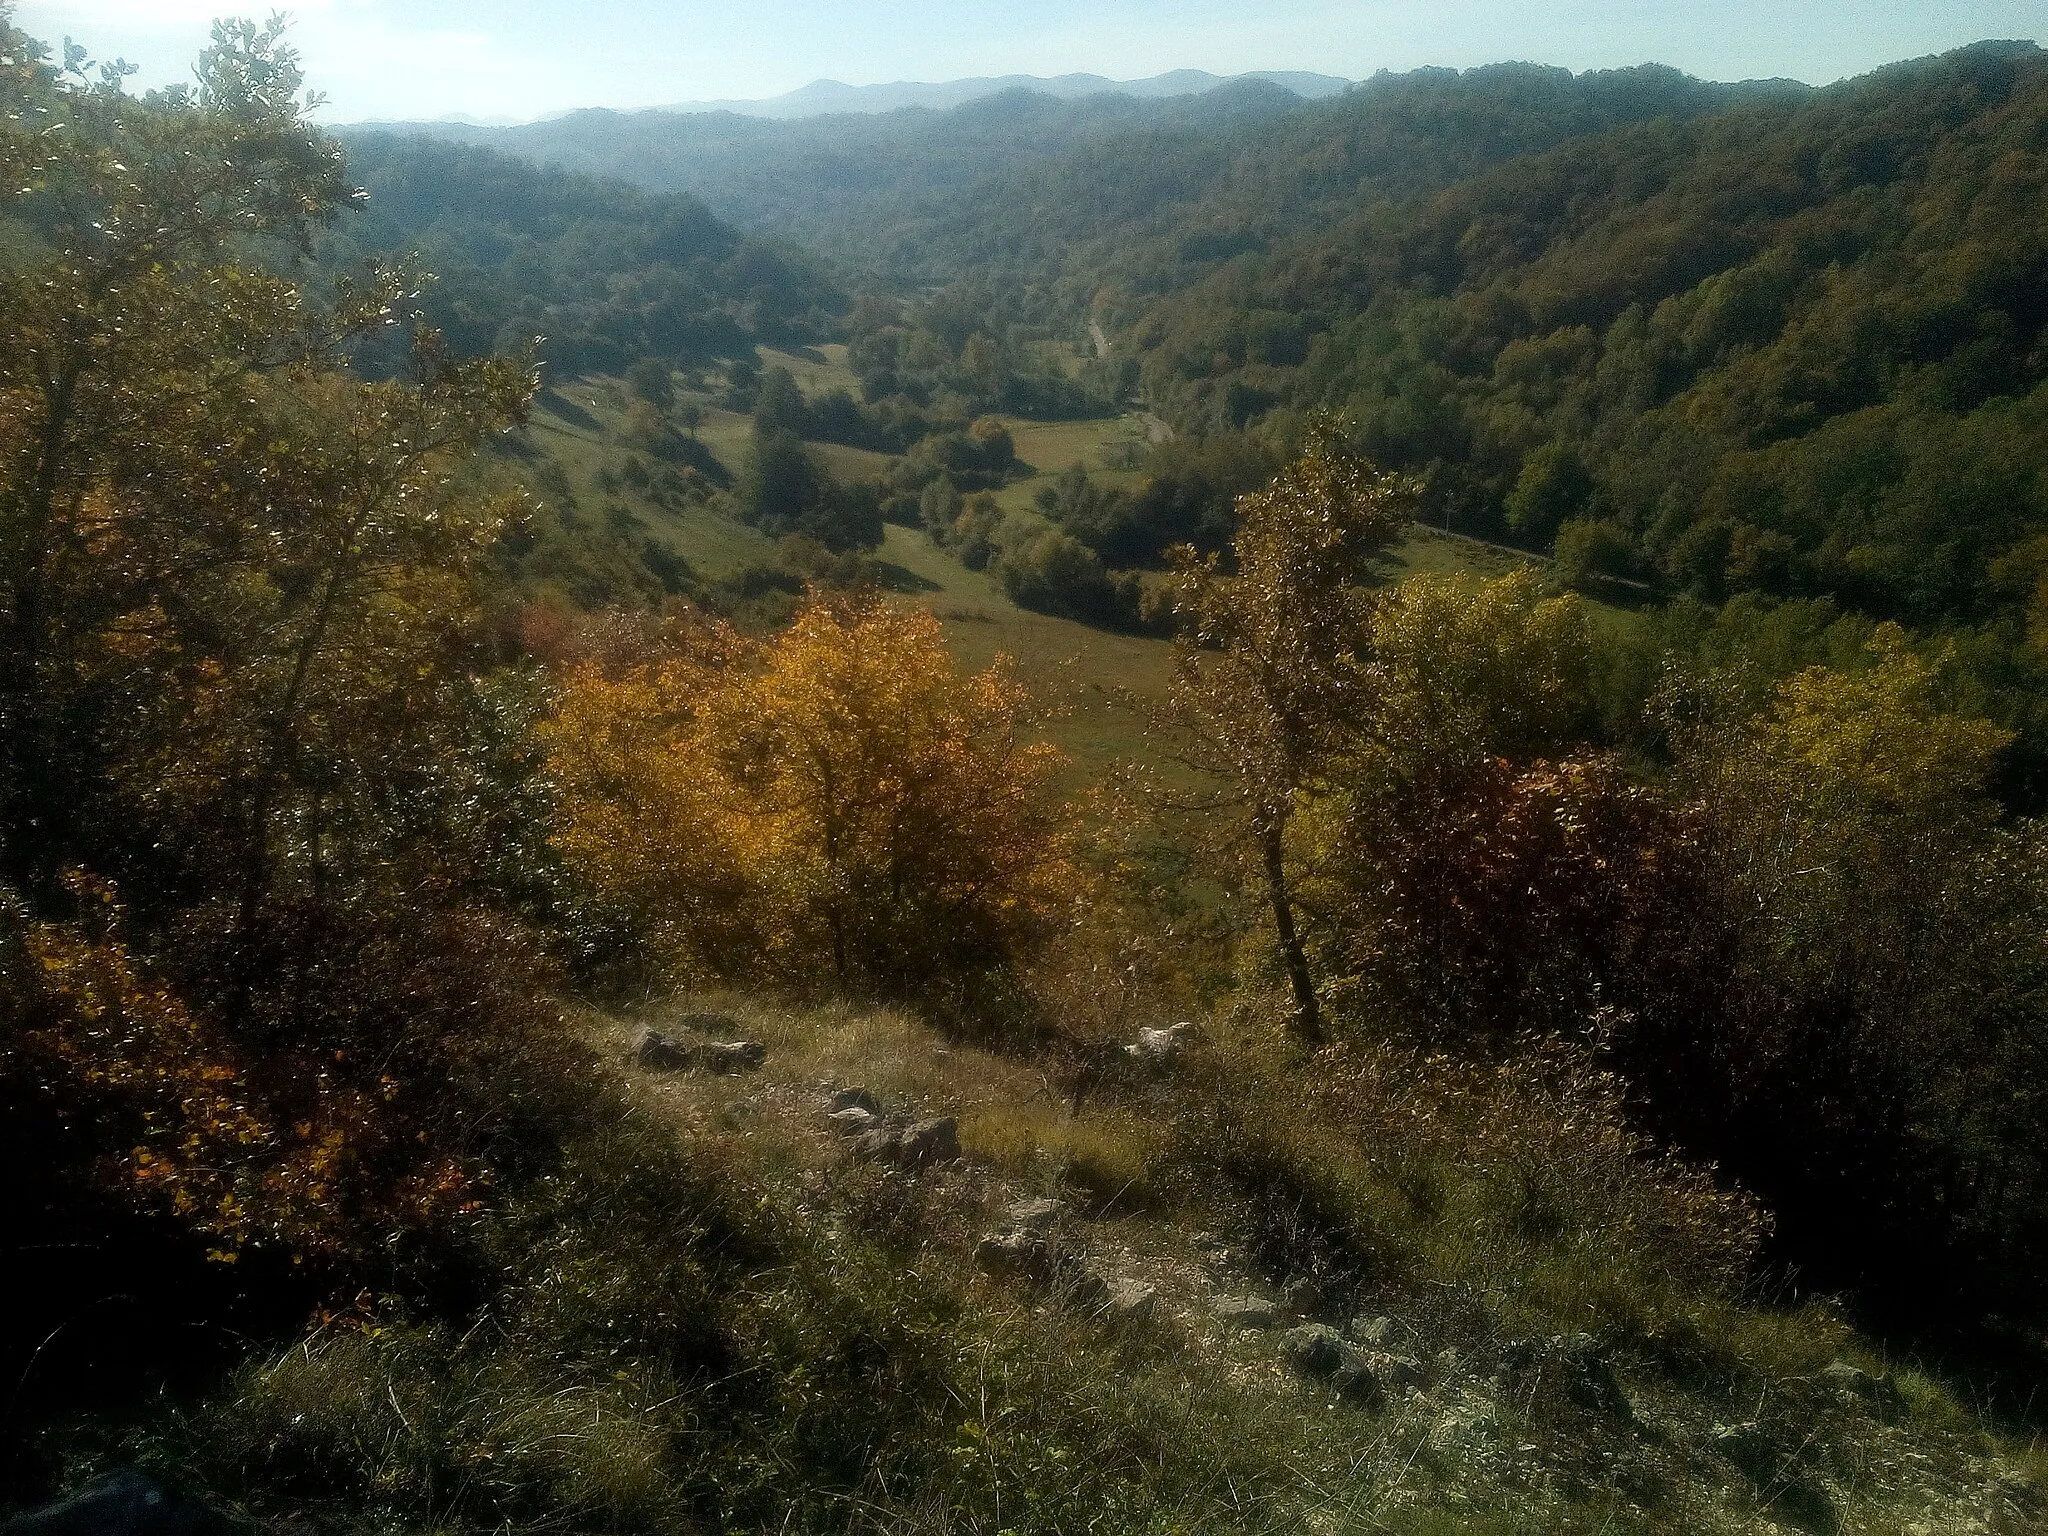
left=1257, top=812, right=1322, bottom=1044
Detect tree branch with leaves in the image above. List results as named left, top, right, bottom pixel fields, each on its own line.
left=1166, top=420, right=1414, bottom=1042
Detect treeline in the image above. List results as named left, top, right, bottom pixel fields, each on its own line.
left=387, top=60, right=1788, bottom=304
left=352, top=79, right=1313, bottom=289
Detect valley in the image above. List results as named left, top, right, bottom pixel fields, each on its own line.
left=7, top=11, right=2048, bottom=1534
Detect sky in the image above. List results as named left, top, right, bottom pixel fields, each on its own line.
left=9, top=0, right=2047, bottom=124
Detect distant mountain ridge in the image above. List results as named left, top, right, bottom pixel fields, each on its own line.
left=342, top=69, right=1352, bottom=131
left=654, top=69, right=1353, bottom=119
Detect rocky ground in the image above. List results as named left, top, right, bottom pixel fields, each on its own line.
left=592, top=997, right=2046, bottom=1536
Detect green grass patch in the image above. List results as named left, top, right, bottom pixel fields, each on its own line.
left=877, top=524, right=1172, bottom=780
left=1004, top=413, right=1151, bottom=477
left=758, top=343, right=863, bottom=397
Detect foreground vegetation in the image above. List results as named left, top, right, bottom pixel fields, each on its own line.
left=4, top=12, right=2048, bottom=1535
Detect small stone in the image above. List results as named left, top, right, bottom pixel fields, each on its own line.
left=0, top=1468, right=234, bottom=1536
left=1822, top=1359, right=1903, bottom=1412
left=1280, top=1323, right=1351, bottom=1376
left=853, top=1128, right=901, bottom=1162
left=699, top=1039, right=766, bottom=1074
left=1348, top=1314, right=1400, bottom=1348
left=1361, top=1349, right=1426, bottom=1393
left=632, top=1028, right=693, bottom=1070
left=1005, top=1196, right=1065, bottom=1232
left=1125, top=1021, right=1199, bottom=1062
left=1215, top=1294, right=1279, bottom=1329
left=898, top=1117, right=960, bottom=1168
left=630, top=1027, right=763, bottom=1074
left=975, top=1229, right=1050, bottom=1278
left=1331, top=1353, right=1388, bottom=1408
left=1102, top=1279, right=1157, bottom=1322
left=828, top=1106, right=879, bottom=1136
left=830, top=1087, right=881, bottom=1115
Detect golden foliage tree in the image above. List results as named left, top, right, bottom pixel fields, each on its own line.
left=544, top=598, right=1078, bottom=995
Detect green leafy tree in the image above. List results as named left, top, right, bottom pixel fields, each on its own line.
left=752, top=364, right=808, bottom=436
left=737, top=425, right=881, bottom=551
left=625, top=356, right=675, bottom=408
left=0, top=12, right=546, bottom=1349
left=1505, top=441, right=1593, bottom=539
left=0, top=15, right=353, bottom=894
left=1168, top=423, right=1413, bottom=1041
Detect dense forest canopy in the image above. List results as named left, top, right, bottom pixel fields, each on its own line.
left=327, top=134, right=846, bottom=376
left=1134, top=43, right=2048, bottom=622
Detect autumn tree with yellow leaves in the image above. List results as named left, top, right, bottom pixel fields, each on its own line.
left=544, top=598, right=1079, bottom=997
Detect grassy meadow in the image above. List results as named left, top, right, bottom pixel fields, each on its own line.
left=503, top=371, right=1569, bottom=784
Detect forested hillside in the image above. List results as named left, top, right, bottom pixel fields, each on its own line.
left=371, top=46, right=2048, bottom=636
left=1126, top=43, right=2048, bottom=627
left=341, top=83, right=1311, bottom=286
left=327, top=135, right=845, bottom=375
left=358, top=63, right=1799, bottom=297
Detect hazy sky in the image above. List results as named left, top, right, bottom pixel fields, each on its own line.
left=10, top=1, right=2047, bottom=123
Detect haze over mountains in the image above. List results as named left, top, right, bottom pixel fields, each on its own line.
left=346, top=67, right=1354, bottom=131
left=655, top=68, right=1355, bottom=120
left=335, top=59, right=1811, bottom=288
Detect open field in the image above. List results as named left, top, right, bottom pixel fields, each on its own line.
left=1389, top=524, right=1540, bottom=581
left=877, top=522, right=1172, bottom=780
left=1005, top=414, right=1152, bottom=477
left=522, top=382, right=779, bottom=577
left=757, top=342, right=863, bottom=397
left=687, top=405, right=752, bottom=479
